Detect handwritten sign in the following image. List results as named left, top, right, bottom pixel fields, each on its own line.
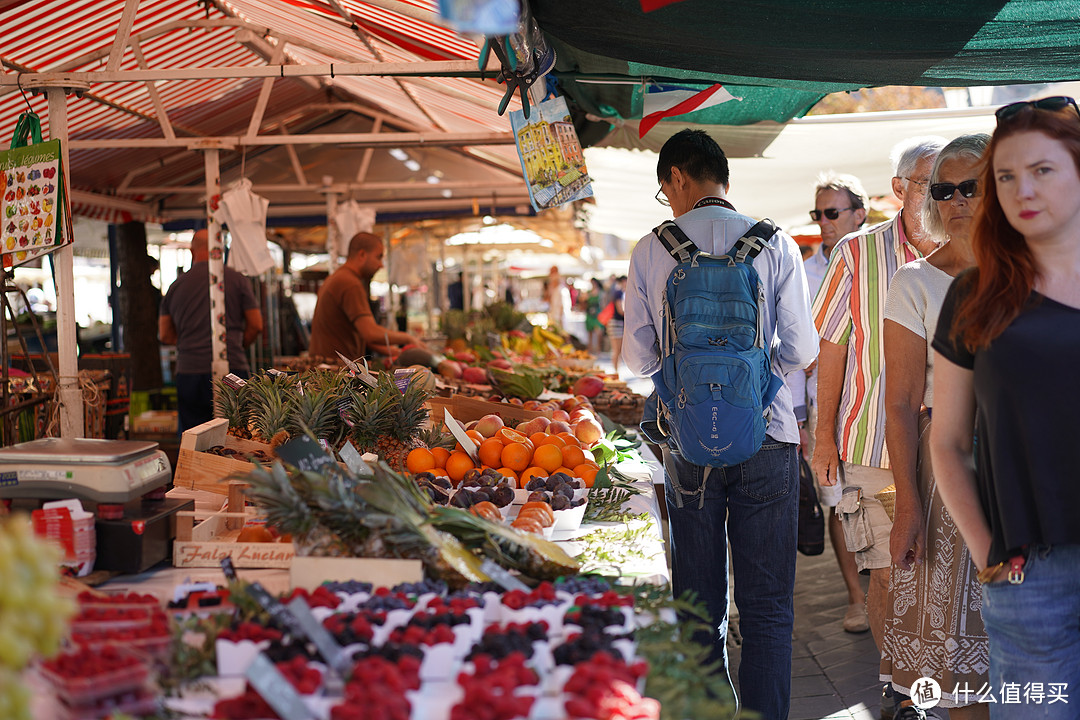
left=444, top=410, right=479, bottom=463
left=276, top=434, right=347, bottom=480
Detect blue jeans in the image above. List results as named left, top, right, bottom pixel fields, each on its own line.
left=664, top=439, right=798, bottom=720
left=981, top=544, right=1080, bottom=720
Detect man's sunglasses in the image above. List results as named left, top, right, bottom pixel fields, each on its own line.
left=929, top=179, right=979, bottom=202
left=809, top=207, right=856, bottom=221
left=995, top=96, right=1080, bottom=123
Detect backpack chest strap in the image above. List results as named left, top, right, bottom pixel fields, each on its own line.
left=654, top=218, right=778, bottom=266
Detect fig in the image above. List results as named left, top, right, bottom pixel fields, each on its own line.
left=550, top=494, right=571, bottom=511
left=430, top=476, right=452, bottom=490
left=450, top=489, right=475, bottom=508
left=491, top=485, right=514, bottom=507
left=527, top=491, right=548, bottom=504
left=526, top=477, right=548, bottom=491
left=462, top=468, right=482, bottom=485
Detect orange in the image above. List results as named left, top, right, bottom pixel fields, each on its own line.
left=519, top=466, right=547, bottom=486
left=532, top=444, right=563, bottom=473
left=405, top=448, right=436, bottom=474
left=574, top=463, right=600, bottom=488
left=478, top=438, right=505, bottom=468
left=497, top=427, right=529, bottom=445
left=537, top=434, right=566, bottom=448
left=466, top=429, right=484, bottom=445
left=445, top=451, right=476, bottom=483
left=431, top=447, right=451, bottom=469
left=500, top=442, right=532, bottom=473
left=553, top=466, right=575, bottom=478
left=557, top=432, right=581, bottom=447
left=561, top=445, right=587, bottom=469
left=528, top=432, right=549, bottom=447
left=494, top=467, right=519, bottom=484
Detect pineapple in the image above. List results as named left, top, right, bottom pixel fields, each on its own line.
left=290, top=369, right=345, bottom=445
left=246, top=373, right=295, bottom=447
left=372, top=372, right=432, bottom=471
left=213, top=377, right=252, bottom=438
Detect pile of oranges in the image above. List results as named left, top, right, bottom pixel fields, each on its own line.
left=406, top=427, right=601, bottom=488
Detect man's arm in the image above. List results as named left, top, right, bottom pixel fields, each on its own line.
left=158, top=315, right=178, bottom=345
left=243, top=308, right=263, bottom=347
left=356, top=314, right=422, bottom=348
left=622, top=239, right=660, bottom=377
left=811, top=338, right=846, bottom=487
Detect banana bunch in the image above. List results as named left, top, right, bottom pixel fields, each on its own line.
left=0, top=515, right=76, bottom=720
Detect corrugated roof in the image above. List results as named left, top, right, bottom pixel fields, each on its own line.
left=1, top=0, right=527, bottom=224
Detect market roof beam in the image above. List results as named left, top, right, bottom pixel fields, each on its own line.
left=0, top=59, right=494, bottom=86
left=129, top=41, right=176, bottom=140
left=120, top=180, right=527, bottom=194
left=68, top=130, right=514, bottom=149
left=105, top=0, right=141, bottom=72
left=156, top=194, right=534, bottom=220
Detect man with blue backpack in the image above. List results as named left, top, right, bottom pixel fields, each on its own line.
left=625, top=129, right=818, bottom=720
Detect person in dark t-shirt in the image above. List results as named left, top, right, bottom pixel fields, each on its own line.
left=930, top=97, right=1080, bottom=713
left=159, top=230, right=263, bottom=433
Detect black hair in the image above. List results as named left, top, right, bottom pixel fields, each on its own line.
left=657, top=129, right=729, bottom=187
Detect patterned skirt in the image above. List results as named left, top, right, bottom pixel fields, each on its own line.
left=879, top=411, right=990, bottom=708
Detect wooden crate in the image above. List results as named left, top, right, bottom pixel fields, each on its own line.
left=290, top=557, right=423, bottom=591
left=173, top=480, right=295, bottom=569
left=173, top=418, right=272, bottom=495
left=427, top=394, right=552, bottom=425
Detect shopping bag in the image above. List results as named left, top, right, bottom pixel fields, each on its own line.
left=597, top=301, right=615, bottom=326
left=0, top=112, right=73, bottom=270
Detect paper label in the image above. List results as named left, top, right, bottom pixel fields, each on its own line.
left=444, top=410, right=479, bottom=463
left=287, top=596, right=348, bottom=673
left=245, top=654, right=314, bottom=719
left=337, top=441, right=370, bottom=475
left=276, top=435, right=347, bottom=480
left=336, top=352, right=377, bottom=387
left=480, top=559, right=530, bottom=593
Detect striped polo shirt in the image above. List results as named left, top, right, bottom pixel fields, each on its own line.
left=811, top=212, right=924, bottom=469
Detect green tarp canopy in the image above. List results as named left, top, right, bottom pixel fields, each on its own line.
left=532, top=0, right=1080, bottom=139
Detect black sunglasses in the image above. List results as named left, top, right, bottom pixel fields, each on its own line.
left=995, top=96, right=1080, bottom=123
left=809, top=207, right=856, bottom=221
left=929, top=179, right=979, bottom=202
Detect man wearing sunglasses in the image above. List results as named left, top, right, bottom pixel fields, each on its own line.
left=810, top=137, right=946, bottom=682
left=801, top=172, right=870, bottom=635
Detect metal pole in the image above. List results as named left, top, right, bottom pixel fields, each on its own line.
left=324, top=185, right=338, bottom=268
left=204, top=149, right=227, bottom=409
left=47, top=87, right=84, bottom=438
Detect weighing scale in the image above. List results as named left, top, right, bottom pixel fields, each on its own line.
left=0, top=438, right=190, bottom=573
left=0, top=437, right=171, bottom=505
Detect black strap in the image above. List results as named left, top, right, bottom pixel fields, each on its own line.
left=653, top=221, right=699, bottom=264
left=653, top=218, right=779, bottom=265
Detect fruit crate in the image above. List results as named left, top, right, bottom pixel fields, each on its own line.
left=173, top=418, right=273, bottom=496
left=173, top=480, right=295, bottom=569
left=427, top=394, right=552, bottom=425
left=38, top=647, right=151, bottom=707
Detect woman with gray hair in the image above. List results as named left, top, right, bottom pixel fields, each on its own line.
left=879, top=133, right=991, bottom=720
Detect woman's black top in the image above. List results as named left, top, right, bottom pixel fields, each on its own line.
left=933, top=269, right=1080, bottom=567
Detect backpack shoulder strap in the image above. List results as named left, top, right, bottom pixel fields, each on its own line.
left=653, top=221, right=699, bottom=265
left=733, top=218, right=779, bottom=265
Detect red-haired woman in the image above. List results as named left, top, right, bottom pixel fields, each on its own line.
left=931, top=97, right=1080, bottom=720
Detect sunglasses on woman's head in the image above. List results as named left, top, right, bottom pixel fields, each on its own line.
left=809, top=207, right=856, bottom=221
left=995, top=96, right=1080, bottom=123
left=929, top=179, right=979, bottom=202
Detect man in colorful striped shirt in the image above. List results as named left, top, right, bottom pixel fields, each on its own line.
left=810, top=137, right=945, bottom=661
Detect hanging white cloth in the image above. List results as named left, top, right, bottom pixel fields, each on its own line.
left=215, top=178, right=274, bottom=276
left=332, top=200, right=377, bottom=258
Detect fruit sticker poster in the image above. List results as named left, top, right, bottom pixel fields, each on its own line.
left=0, top=138, right=70, bottom=269
left=510, top=95, right=593, bottom=212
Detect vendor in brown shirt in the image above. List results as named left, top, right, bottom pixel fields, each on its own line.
left=308, top=232, right=424, bottom=361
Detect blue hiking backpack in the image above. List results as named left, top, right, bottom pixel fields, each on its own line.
left=644, top=218, right=785, bottom=468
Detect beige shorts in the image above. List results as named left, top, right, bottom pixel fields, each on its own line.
left=837, top=462, right=894, bottom=573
